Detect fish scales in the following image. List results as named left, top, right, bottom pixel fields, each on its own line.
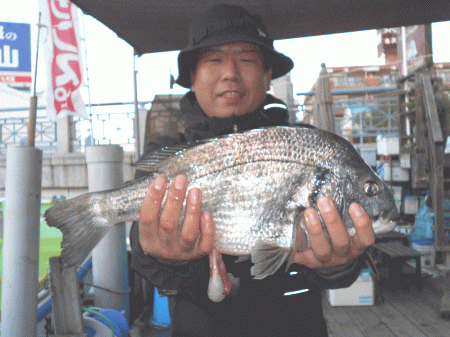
left=154, top=127, right=336, bottom=180
left=45, top=126, right=399, bottom=278
left=189, top=161, right=306, bottom=255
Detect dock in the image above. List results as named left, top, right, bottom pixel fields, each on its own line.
left=323, top=274, right=450, bottom=337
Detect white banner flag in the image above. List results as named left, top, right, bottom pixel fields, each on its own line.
left=40, top=0, right=87, bottom=119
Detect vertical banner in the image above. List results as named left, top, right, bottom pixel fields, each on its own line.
left=0, top=22, right=32, bottom=85
left=39, top=0, right=87, bottom=119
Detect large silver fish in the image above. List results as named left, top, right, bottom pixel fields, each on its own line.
left=45, top=126, right=399, bottom=279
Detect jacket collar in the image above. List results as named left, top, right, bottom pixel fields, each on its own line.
left=181, top=91, right=290, bottom=141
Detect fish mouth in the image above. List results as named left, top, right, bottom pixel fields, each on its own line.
left=372, top=219, right=398, bottom=234
left=372, top=208, right=400, bottom=234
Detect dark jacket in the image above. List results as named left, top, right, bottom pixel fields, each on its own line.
left=130, top=92, right=366, bottom=336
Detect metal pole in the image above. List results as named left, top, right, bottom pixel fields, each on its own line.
left=133, top=51, right=141, bottom=158
left=401, top=27, right=408, bottom=77
left=81, top=12, right=95, bottom=145
left=27, top=12, right=42, bottom=147
left=85, top=145, right=130, bottom=318
left=1, top=146, right=42, bottom=336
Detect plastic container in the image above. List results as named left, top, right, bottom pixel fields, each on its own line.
left=412, top=201, right=435, bottom=240
left=411, top=239, right=436, bottom=268
left=376, top=135, right=399, bottom=155
left=379, top=161, right=410, bottom=182
left=328, top=269, right=374, bottom=306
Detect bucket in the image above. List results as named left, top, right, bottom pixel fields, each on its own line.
left=411, top=239, right=435, bottom=268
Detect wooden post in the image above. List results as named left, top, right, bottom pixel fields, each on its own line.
left=440, top=258, right=450, bottom=318
left=49, top=257, right=86, bottom=336
left=27, top=13, right=42, bottom=147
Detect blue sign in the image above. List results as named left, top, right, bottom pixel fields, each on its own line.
left=0, top=22, right=31, bottom=73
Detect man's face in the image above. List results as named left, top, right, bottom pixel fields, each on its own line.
left=190, top=43, right=272, bottom=118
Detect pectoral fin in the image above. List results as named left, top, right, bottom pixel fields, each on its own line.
left=250, top=240, right=291, bottom=280
left=285, top=215, right=309, bottom=272
left=234, top=255, right=251, bottom=263
left=250, top=212, right=310, bottom=280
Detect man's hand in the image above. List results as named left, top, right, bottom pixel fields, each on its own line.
left=138, top=174, right=215, bottom=262
left=293, top=196, right=375, bottom=269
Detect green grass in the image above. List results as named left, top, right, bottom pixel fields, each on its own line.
left=0, top=202, right=63, bottom=306
left=38, top=237, right=63, bottom=275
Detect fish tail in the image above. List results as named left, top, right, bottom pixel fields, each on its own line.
left=44, top=192, right=112, bottom=268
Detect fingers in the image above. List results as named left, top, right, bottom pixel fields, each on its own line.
left=302, top=197, right=349, bottom=264
left=349, top=203, right=375, bottom=252
left=317, top=197, right=351, bottom=258
left=139, top=175, right=167, bottom=224
left=139, top=176, right=167, bottom=253
left=199, top=211, right=215, bottom=254
left=139, top=174, right=215, bottom=261
left=159, top=175, right=188, bottom=243
left=296, top=197, right=373, bottom=269
left=179, top=188, right=202, bottom=250
left=303, top=206, right=331, bottom=263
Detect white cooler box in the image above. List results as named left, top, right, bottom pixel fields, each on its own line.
left=328, top=269, right=374, bottom=306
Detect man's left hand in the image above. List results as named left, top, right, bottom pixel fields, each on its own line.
left=293, top=196, right=375, bottom=270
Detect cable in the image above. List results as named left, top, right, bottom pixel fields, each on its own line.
left=82, top=306, right=116, bottom=337
left=80, top=280, right=131, bottom=295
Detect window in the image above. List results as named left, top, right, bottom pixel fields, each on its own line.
left=332, top=76, right=364, bottom=87
left=436, top=70, right=450, bottom=84
left=379, top=74, right=397, bottom=85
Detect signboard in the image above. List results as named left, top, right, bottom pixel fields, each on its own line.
left=397, top=25, right=433, bottom=76
left=0, top=22, right=32, bottom=85
left=40, top=0, right=87, bottom=119
left=377, top=28, right=397, bottom=58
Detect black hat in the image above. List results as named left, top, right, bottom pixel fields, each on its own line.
left=176, top=4, right=294, bottom=88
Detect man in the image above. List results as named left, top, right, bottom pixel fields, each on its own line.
left=131, top=4, right=374, bottom=336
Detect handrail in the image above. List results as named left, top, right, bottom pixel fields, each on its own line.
left=421, top=72, right=443, bottom=143
left=418, top=71, right=448, bottom=251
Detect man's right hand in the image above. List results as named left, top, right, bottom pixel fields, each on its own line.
left=138, top=174, right=215, bottom=263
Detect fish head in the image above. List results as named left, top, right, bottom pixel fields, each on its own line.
left=343, top=165, right=400, bottom=235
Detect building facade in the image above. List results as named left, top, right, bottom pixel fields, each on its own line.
left=303, top=27, right=449, bottom=145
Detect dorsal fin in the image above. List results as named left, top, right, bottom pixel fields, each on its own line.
left=132, top=126, right=283, bottom=172
left=132, top=138, right=214, bottom=171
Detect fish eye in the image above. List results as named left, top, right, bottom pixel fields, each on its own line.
left=364, top=182, right=379, bottom=196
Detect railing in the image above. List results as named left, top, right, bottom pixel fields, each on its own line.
left=0, top=115, right=57, bottom=154
left=301, top=96, right=399, bottom=143
left=0, top=110, right=137, bottom=155
left=71, top=111, right=136, bottom=153
left=1, top=96, right=399, bottom=155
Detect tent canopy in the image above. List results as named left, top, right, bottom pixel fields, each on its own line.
left=71, top=0, right=450, bottom=55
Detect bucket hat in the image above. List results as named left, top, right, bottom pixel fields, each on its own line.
left=176, top=4, right=294, bottom=88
